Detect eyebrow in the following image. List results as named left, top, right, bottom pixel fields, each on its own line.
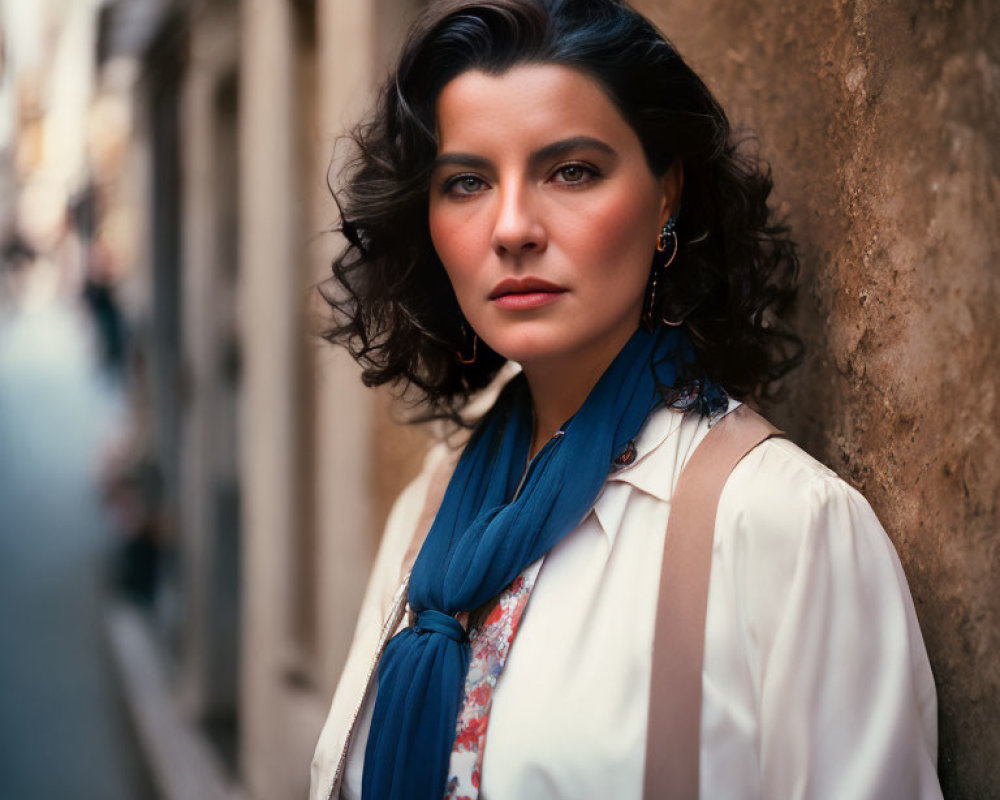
left=432, top=135, right=618, bottom=172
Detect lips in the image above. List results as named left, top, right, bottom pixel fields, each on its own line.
left=488, top=277, right=567, bottom=311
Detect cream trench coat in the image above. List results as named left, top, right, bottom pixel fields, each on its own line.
left=309, top=403, right=943, bottom=800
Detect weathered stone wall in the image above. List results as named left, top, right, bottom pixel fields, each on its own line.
left=632, top=0, right=998, bottom=795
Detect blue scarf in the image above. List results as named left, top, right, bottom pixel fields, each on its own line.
left=361, top=325, right=707, bottom=799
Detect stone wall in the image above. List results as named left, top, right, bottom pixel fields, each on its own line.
left=632, top=0, right=998, bottom=796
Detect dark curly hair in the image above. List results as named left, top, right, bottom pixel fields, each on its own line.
left=321, top=0, right=802, bottom=421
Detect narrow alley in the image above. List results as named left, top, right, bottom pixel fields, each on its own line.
left=0, top=288, right=155, bottom=799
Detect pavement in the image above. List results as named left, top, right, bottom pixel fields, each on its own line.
left=0, top=285, right=157, bottom=799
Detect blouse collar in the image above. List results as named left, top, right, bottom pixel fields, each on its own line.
left=590, top=399, right=742, bottom=547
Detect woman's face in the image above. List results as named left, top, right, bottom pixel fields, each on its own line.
left=428, top=63, right=680, bottom=376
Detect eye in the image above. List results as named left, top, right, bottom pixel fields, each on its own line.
left=551, top=162, right=600, bottom=185
left=443, top=174, right=488, bottom=196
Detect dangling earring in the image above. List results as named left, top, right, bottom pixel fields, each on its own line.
left=644, top=215, right=681, bottom=330
left=457, top=321, right=478, bottom=365
left=644, top=268, right=661, bottom=331
left=656, top=215, right=679, bottom=265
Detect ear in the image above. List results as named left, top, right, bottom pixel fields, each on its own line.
left=657, top=159, right=684, bottom=224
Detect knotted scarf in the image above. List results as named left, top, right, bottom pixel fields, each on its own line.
left=361, top=325, right=700, bottom=800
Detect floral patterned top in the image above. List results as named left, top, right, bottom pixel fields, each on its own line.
left=443, top=558, right=544, bottom=800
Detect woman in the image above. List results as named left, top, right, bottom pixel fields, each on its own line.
left=311, top=1, right=943, bottom=799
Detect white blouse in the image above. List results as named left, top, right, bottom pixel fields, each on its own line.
left=320, top=402, right=943, bottom=800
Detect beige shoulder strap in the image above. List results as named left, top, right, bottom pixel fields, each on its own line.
left=644, top=404, right=782, bottom=800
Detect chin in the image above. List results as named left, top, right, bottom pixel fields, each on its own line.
left=480, top=332, right=567, bottom=367
left=484, top=328, right=602, bottom=370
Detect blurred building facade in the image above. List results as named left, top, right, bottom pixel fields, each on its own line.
left=2, top=0, right=434, bottom=797
left=0, top=0, right=105, bottom=306
left=0, top=0, right=996, bottom=799
left=56, top=1, right=431, bottom=799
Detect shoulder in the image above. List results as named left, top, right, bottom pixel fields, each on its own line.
left=384, top=440, right=454, bottom=542
left=367, top=440, right=460, bottom=615
left=722, top=434, right=850, bottom=529
left=716, top=430, right=893, bottom=578
left=713, top=430, right=911, bottom=663
left=718, top=433, right=883, bottom=554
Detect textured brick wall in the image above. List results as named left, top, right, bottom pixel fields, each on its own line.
left=632, top=0, right=998, bottom=795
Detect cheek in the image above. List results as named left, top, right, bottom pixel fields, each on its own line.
left=429, top=206, right=483, bottom=290
left=567, top=186, right=659, bottom=286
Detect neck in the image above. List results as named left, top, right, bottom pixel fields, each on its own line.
left=521, top=328, right=639, bottom=460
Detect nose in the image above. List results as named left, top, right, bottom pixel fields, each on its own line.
left=491, top=181, right=547, bottom=256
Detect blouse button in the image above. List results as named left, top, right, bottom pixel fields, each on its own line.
left=613, top=440, right=637, bottom=467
